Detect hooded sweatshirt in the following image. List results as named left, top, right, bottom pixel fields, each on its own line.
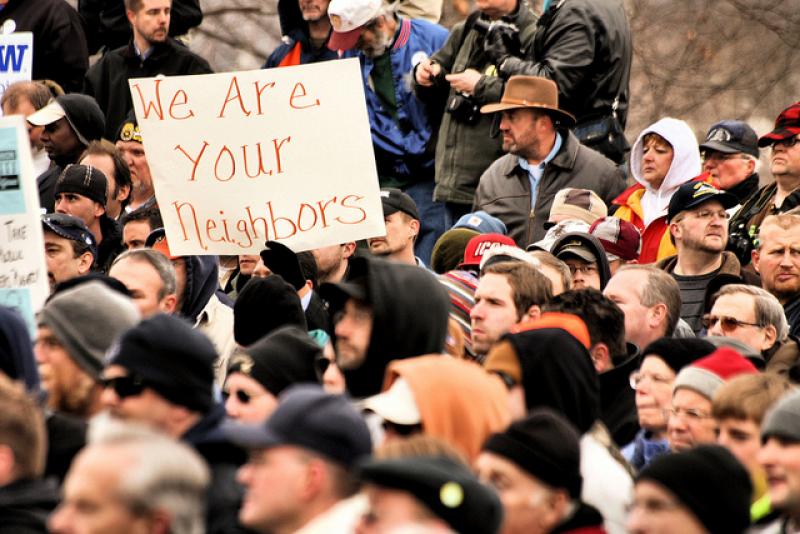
left=550, top=232, right=613, bottom=289
left=0, top=306, right=39, bottom=392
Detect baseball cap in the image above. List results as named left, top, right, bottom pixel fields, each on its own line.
left=546, top=188, right=607, bottom=228
left=758, top=101, right=800, bottom=148
left=700, top=120, right=759, bottom=157
left=224, top=384, right=372, bottom=468
left=588, top=216, right=641, bottom=262
left=327, top=0, right=382, bottom=51
left=116, top=111, right=143, bottom=144
left=460, top=233, right=516, bottom=268
left=27, top=94, right=105, bottom=146
left=41, top=213, right=97, bottom=259
left=380, top=188, right=419, bottom=220
left=527, top=219, right=590, bottom=252
left=145, top=227, right=180, bottom=260
left=553, top=238, right=597, bottom=263
left=27, top=100, right=66, bottom=127
left=667, top=180, right=738, bottom=223
left=360, top=377, right=421, bottom=425
left=453, top=211, right=507, bottom=235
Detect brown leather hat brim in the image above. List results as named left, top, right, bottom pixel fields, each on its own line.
left=479, top=102, right=576, bottom=126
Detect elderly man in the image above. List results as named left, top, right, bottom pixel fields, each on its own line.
left=700, top=120, right=761, bottom=209
left=109, top=248, right=179, bottom=317
left=1, top=81, right=52, bottom=176
left=474, top=76, right=624, bottom=247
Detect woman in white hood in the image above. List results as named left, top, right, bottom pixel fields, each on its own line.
left=612, top=118, right=703, bottom=263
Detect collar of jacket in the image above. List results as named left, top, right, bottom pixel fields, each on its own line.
left=504, top=129, right=578, bottom=178
left=656, top=250, right=742, bottom=276
left=122, top=38, right=177, bottom=62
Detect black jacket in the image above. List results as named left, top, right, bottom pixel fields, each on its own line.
left=305, top=291, right=333, bottom=335
left=84, top=38, right=213, bottom=139
left=36, top=165, right=60, bottom=215
left=0, top=0, right=88, bottom=92
left=0, top=306, right=39, bottom=391
left=0, top=479, right=59, bottom=534
left=181, top=255, right=222, bottom=324
left=599, top=344, right=640, bottom=447
left=95, top=215, right=125, bottom=274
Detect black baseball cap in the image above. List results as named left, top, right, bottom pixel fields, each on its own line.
left=380, top=188, right=419, bottom=220
left=223, top=384, right=372, bottom=468
left=41, top=213, right=97, bottom=259
left=699, top=120, right=759, bottom=158
left=667, top=181, right=738, bottom=223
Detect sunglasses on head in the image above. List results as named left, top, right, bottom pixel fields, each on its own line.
left=100, top=374, right=146, bottom=399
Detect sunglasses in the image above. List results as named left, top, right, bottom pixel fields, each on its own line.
left=382, top=420, right=423, bottom=437
left=314, top=355, right=334, bottom=382
left=100, top=374, right=146, bottom=399
left=701, top=314, right=760, bottom=331
left=224, top=388, right=266, bottom=405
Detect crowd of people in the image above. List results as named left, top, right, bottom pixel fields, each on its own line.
left=2, top=0, right=800, bottom=532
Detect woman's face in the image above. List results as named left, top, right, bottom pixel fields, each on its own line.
left=633, top=356, right=677, bottom=432
left=224, top=372, right=279, bottom=423
left=640, top=136, right=674, bottom=190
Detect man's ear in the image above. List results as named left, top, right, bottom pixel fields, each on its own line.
left=342, top=242, right=357, bottom=259
left=648, top=302, right=668, bottom=330
left=751, top=248, right=761, bottom=274
left=117, top=184, right=132, bottom=203
left=160, top=294, right=178, bottom=314
left=78, top=252, right=94, bottom=274
left=520, top=305, right=541, bottom=323
left=409, top=219, right=420, bottom=240
left=589, top=343, right=612, bottom=373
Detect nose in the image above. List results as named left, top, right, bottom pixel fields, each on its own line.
left=236, top=463, right=253, bottom=485
left=54, top=198, right=67, bottom=214
left=625, top=506, right=646, bottom=533
left=758, top=438, right=778, bottom=468
left=707, top=319, right=724, bottom=337
left=470, top=301, right=485, bottom=322
left=703, top=159, right=717, bottom=172
left=225, top=394, right=240, bottom=419
left=48, top=504, right=70, bottom=533
left=100, top=385, right=119, bottom=408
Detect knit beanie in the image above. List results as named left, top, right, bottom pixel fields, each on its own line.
left=431, top=228, right=479, bottom=274
left=228, top=326, right=320, bottom=396
left=55, top=164, right=108, bottom=207
left=38, top=281, right=140, bottom=379
left=105, top=314, right=216, bottom=412
left=641, top=337, right=716, bottom=374
left=233, top=275, right=307, bottom=346
left=57, top=94, right=105, bottom=146
left=638, top=445, right=752, bottom=533
left=483, top=408, right=582, bottom=498
left=761, top=389, right=800, bottom=443
left=673, top=347, right=758, bottom=400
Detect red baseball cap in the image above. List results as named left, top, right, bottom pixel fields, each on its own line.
left=459, top=233, right=516, bottom=268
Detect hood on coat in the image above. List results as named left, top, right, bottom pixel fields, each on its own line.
left=0, top=306, right=39, bottom=392
left=550, top=231, right=612, bottom=289
left=180, top=255, right=221, bottom=324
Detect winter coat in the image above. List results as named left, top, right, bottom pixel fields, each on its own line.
left=581, top=423, right=633, bottom=534
left=474, top=130, right=625, bottom=247
left=36, top=164, right=60, bottom=215
left=414, top=2, right=539, bottom=205
left=552, top=501, right=608, bottom=534
left=84, top=38, right=213, bottom=139
left=263, top=0, right=338, bottom=68
left=599, top=344, right=641, bottom=447
left=95, top=215, right=125, bottom=274
left=622, top=429, right=670, bottom=472
left=0, top=479, right=59, bottom=534
left=729, top=181, right=800, bottom=258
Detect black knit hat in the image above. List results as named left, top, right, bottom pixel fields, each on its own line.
left=228, top=326, right=320, bottom=396
left=640, top=337, right=716, bottom=374
left=483, top=409, right=582, bottom=498
left=637, top=445, right=752, bottom=533
left=359, top=455, right=503, bottom=534
left=55, top=164, right=108, bottom=207
left=105, top=314, right=216, bottom=413
left=233, top=275, right=307, bottom=346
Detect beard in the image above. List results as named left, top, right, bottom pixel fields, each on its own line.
left=360, top=30, right=392, bottom=59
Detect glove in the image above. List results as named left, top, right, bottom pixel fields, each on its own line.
left=260, top=240, right=305, bottom=290
left=484, top=22, right=521, bottom=66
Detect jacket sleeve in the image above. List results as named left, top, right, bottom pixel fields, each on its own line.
left=413, top=23, right=461, bottom=102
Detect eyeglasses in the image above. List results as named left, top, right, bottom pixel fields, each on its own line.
left=314, top=355, right=334, bottom=382
left=629, top=371, right=672, bottom=390
left=100, top=374, right=146, bottom=399
left=687, top=209, right=730, bottom=221
left=669, top=407, right=712, bottom=422
left=772, top=135, right=800, bottom=149
left=701, top=151, right=747, bottom=162
left=566, top=263, right=598, bottom=275
left=701, top=314, right=761, bottom=331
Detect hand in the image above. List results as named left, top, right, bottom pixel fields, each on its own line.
left=484, top=23, right=521, bottom=65
left=415, top=58, right=441, bottom=87
left=260, top=240, right=305, bottom=290
left=445, top=69, right=482, bottom=95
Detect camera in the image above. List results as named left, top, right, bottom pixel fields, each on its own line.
left=726, top=231, right=754, bottom=266
left=446, top=92, right=482, bottom=125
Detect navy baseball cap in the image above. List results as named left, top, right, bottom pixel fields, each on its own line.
left=700, top=120, right=759, bottom=158
left=41, top=213, right=97, bottom=259
left=223, top=384, right=372, bottom=467
left=380, top=188, right=419, bottom=220
left=667, top=180, right=738, bottom=223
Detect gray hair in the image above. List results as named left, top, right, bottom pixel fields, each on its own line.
left=713, top=284, right=789, bottom=341
left=112, top=248, right=177, bottom=298
left=616, top=264, right=681, bottom=336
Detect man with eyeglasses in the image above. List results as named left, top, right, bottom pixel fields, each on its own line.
left=699, top=120, right=761, bottom=211
left=657, top=181, right=742, bottom=334
left=551, top=232, right=612, bottom=291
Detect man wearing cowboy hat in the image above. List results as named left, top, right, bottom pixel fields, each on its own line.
left=474, top=75, right=625, bottom=248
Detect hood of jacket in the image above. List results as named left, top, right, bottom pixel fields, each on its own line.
left=180, top=255, right=220, bottom=324
left=338, top=257, right=450, bottom=398
left=277, top=0, right=310, bottom=39
left=630, top=117, right=702, bottom=226
left=0, top=306, right=39, bottom=392
left=550, top=231, right=612, bottom=289
left=506, top=327, right=600, bottom=434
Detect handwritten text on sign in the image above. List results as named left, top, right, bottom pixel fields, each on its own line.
left=129, top=59, right=384, bottom=255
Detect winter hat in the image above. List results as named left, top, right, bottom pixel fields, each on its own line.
left=640, top=338, right=716, bottom=375
left=546, top=188, right=607, bottom=228
left=28, top=94, right=105, bottom=146
left=38, top=281, right=140, bottom=379
left=55, top=164, right=109, bottom=207
left=588, top=216, right=641, bottom=261
left=461, top=233, right=517, bottom=269
left=431, top=228, right=479, bottom=274
left=761, top=389, right=800, bottom=443
left=483, top=408, right=582, bottom=498
left=672, top=347, right=758, bottom=400
left=454, top=211, right=508, bottom=235
left=637, top=445, right=752, bottom=534
left=234, top=275, right=307, bottom=346
left=105, top=314, right=217, bottom=412
left=704, top=336, right=764, bottom=370
left=116, top=110, right=143, bottom=144
left=758, top=101, right=800, bottom=148
left=228, top=326, right=320, bottom=396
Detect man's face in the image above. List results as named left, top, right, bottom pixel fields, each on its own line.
left=100, top=364, right=177, bottom=435
left=116, top=140, right=152, bottom=197
left=632, top=356, right=676, bottom=433
left=769, top=135, right=800, bottom=179
left=604, top=269, right=659, bottom=349
left=753, top=224, right=800, bottom=303
left=300, top=0, right=329, bottom=21
left=40, top=118, right=83, bottom=161
left=626, top=480, right=709, bottom=534
left=109, top=257, right=174, bottom=317
left=238, top=254, right=261, bottom=276
left=81, top=153, right=127, bottom=220
left=759, top=436, right=800, bottom=514
left=368, top=212, right=415, bottom=258
left=671, top=200, right=728, bottom=255
left=702, top=150, right=753, bottom=190
left=55, top=192, right=104, bottom=228
left=237, top=446, right=314, bottom=532
left=707, top=292, right=775, bottom=352
left=122, top=220, right=152, bottom=250
left=667, top=388, right=716, bottom=452
left=334, top=298, right=373, bottom=370
left=34, top=326, right=95, bottom=415
left=475, top=452, right=561, bottom=534
left=4, top=97, right=44, bottom=150
left=44, top=231, right=92, bottom=291
left=224, top=372, right=279, bottom=424
left=356, top=18, right=393, bottom=59
left=128, top=0, right=170, bottom=46
left=499, top=109, right=543, bottom=159
left=312, top=244, right=346, bottom=283
left=562, top=256, right=600, bottom=290
left=48, top=447, right=149, bottom=534
left=717, top=418, right=762, bottom=477
left=471, top=273, right=520, bottom=356
left=640, top=137, right=674, bottom=191
left=357, top=484, right=440, bottom=534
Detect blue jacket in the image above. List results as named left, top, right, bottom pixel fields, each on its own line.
left=344, top=18, right=448, bottom=184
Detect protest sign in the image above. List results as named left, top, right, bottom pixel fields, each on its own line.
left=129, top=58, right=385, bottom=255
left=0, top=115, right=47, bottom=335
left=0, top=32, right=33, bottom=107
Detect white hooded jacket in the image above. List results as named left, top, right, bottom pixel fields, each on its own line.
left=630, top=117, right=702, bottom=227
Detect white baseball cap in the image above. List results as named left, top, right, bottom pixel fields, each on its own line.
left=327, top=0, right=382, bottom=51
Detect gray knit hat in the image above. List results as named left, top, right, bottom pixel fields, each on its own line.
left=762, top=389, right=800, bottom=443
left=38, top=281, right=140, bottom=379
